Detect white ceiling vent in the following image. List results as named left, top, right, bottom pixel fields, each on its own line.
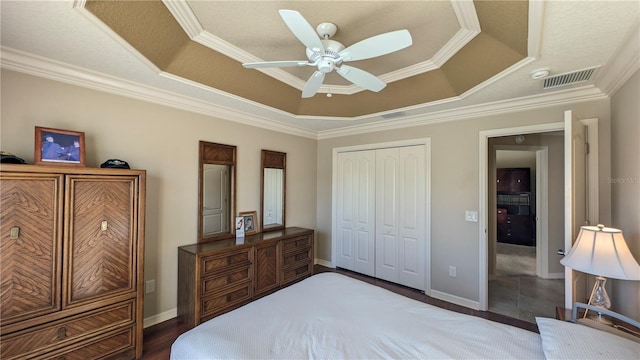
left=381, top=111, right=407, bottom=119
left=543, top=67, right=599, bottom=89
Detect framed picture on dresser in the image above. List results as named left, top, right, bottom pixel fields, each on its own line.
left=34, top=126, right=86, bottom=166
left=240, top=211, right=258, bottom=235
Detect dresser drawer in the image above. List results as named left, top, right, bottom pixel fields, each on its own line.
left=281, top=261, right=312, bottom=284
left=281, top=235, right=312, bottom=253
left=282, top=246, right=312, bottom=268
left=1, top=300, right=135, bottom=360
left=200, top=248, right=252, bottom=277
left=201, top=265, right=252, bottom=297
left=201, top=283, right=252, bottom=320
left=38, top=326, right=135, bottom=360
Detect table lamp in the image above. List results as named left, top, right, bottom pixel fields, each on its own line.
left=560, top=224, right=640, bottom=323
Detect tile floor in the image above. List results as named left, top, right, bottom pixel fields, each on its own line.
left=489, top=242, right=564, bottom=323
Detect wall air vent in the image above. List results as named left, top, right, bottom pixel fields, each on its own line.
left=543, top=67, right=598, bottom=89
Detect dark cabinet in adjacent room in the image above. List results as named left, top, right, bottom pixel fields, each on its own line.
left=496, top=168, right=535, bottom=246
left=496, top=167, right=530, bottom=193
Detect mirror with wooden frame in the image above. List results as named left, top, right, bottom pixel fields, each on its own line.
left=261, top=150, right=286, bottom=232
left=198, top=141, right=236, bottom=242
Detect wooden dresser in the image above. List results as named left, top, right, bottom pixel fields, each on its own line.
left=178, top=227, right=313, bottom=329
left=0, top=164, right=145, bottom=359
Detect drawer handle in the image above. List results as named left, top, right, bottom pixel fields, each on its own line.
left=57, top=326, right=67, bottom=340
left=10, top=226, right=20, bottom=239
left=101, top=220, right=108, bottom=231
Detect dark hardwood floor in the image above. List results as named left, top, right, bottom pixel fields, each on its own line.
left=142, top=265, right=538, bottom=359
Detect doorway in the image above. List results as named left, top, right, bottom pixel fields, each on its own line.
left=488, top=142, right=564, bottom=323
left=479, top=116, right=599, bottom=319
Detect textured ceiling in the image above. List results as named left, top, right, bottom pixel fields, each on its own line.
left=1, top=1, right=639, bottom=137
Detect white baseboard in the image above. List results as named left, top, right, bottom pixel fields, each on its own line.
left=143, top=308, right=177, bottom=328
left=543, top=272, right=565, bottom=279
left=430, top=289, right=480, bottom=310
left=315, top=258, right=333, bottom=268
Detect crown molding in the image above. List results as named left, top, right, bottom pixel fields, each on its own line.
left=1, top=46, right=613, bottom=141
left=0, top=47, right=317, bottom=139
left=162, top=0, right=202, bottom=38
left=72, top=3, right=162, bottom=75
left=316, top=86, right=607, bottom=139
left=597, top=23, right=640, bottom=96
left=527, top=0, right=546, bottom=58
left=165, top=0, right=480, bottom=96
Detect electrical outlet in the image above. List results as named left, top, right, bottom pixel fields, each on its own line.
left=449, top=266, right=457, bottom=277
left=145, top=279, right=155, bottom=294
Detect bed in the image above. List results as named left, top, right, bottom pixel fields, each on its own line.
left=171, top=272, right=639, bottom=359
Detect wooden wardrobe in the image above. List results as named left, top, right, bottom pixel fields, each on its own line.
left=0, top=164, right=146, bottom=359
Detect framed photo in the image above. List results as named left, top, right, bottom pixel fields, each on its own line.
left=240, top=211, right=258, bottom=235
left=235, top=216, right=245, bottom=238
left=34, top=126, right=86, bottom=166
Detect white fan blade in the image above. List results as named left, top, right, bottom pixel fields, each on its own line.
left=302, top=71, right=325, bottom=98
left=243, top=60, right=309, bottom=68
left=337, top=65, right=386, bottom=92
left=279, top=10, right=324, bottom=54
left=339, top=30, right=412, bottom=62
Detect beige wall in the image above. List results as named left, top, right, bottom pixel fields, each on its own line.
left=610, top=69, right=640, bottom=320
left=317, top=100, right=611, bottom=304
left=0, top=70, right=317, bottom=321
left=3, top=67, right=635, bottom=321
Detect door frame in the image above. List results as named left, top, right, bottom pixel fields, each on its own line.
left=331, top=138, right=432, bottom=292
left=479, top=122, right=563, bottom=311
left=563, top=114, right=599, bottom=309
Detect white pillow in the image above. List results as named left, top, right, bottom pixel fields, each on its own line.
left=536, top=317, right=640, bottom=359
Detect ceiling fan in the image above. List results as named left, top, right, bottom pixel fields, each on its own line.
left=242, top=10, right=413, bottom=98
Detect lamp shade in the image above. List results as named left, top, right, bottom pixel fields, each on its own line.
left=560, top=225, right=640, bottom=280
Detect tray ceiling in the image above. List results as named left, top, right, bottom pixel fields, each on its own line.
left=1, top=1, right=638, bottom=137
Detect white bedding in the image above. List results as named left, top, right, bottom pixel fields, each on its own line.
left=171, top=272, right=545, bottom=359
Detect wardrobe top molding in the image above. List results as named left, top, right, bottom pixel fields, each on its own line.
left=0, top=164, right=146, bottom=176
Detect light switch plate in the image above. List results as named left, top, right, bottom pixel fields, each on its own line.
left=465, top=211, right=478, bottom=222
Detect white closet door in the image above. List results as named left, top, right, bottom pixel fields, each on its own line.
left=375, top=146, right=426, bottom=290
left=336, top=151, right=376, bottom=276
left=397, top=146, right=426, bottom=290
left=375, top=148, right=399, bottom=282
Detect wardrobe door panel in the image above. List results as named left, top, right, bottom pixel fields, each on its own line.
left=375, top=148, right=399, bottom=283
left=397, top=146, right=426, bottom=290
left=0, top=174, right=63, bottom=325
left=353, top=153, right=375, bottom=276
left=336, top=153, right=355, bottom=269
left=336, top=151, right=375, bottom=276
left=64, top=176, right=138, bottom=306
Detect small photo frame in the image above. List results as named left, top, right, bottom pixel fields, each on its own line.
left=240, top=211, right=258, bottom=235
left=235, top=216, right=245, bottom=238
left=35, top=126, right=86, bottom=166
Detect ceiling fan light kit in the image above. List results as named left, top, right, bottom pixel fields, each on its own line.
left=242, top=10, right=413, bottom=98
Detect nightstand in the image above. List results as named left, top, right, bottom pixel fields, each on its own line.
left=555, top=306, right=640, bottom=339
